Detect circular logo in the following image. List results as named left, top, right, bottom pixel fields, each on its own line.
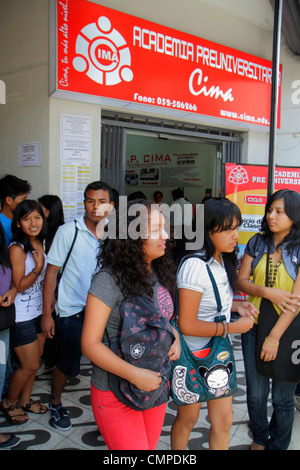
left=73, top=16, right=133, bottom=86
left=228, top=165, right=249, bottom=185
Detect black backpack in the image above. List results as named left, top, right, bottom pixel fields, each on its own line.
left=108, top=282, right=176, bottom=411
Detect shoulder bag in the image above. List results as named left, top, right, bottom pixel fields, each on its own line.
left=255, top=246, right=300, bottom=383
left=170, top=263, right=237, bottom=406
left=0, top=303, right=15, bottom=331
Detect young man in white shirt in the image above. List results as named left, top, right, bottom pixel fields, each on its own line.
left=41, top=181, right=114, bottom=430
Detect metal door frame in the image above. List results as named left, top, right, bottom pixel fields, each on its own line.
left=101, top=112, right=242, bottom=195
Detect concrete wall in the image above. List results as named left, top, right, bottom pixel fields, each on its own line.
left=0, top=0, right=50, bottom=199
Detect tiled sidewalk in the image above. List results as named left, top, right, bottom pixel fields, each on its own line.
left=0, top=334, right=299, bottom=451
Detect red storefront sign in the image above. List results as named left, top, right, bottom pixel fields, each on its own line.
left=54, top=0, right=281, bottom=127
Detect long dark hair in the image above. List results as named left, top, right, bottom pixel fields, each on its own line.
left=261, top=189, right=300, bottom=251
left=202, top=197, right=242, bottom=291
left=11, top=200, right=45, bottom=253
left=97, top=199, right=176, bottom=298
left=38, top=195, right=64, bottom=253
left=0, top=222, right=11, bottom=272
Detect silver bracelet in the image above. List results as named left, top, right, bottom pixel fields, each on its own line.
left=222, top=321, right=228, bottom=338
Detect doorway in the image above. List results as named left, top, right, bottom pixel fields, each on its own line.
left=125, top=131, right=221, bottom=206
left=100, top=112, right=242, bottom=200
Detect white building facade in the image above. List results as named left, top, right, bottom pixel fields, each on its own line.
left=0, top=0, right=299, bottom=217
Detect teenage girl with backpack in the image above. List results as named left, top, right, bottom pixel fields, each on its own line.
left=171, top=197, right=257, bottom=450
left=81, top=199, right=180, bottom=450
left=0, top=200, right=48, bottom=424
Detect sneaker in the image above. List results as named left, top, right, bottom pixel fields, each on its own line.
left=48, top=403, right=71, bottom=430
left=36, top=360, right=56, bottom=376
left=0, top=433, right=21, bottom=449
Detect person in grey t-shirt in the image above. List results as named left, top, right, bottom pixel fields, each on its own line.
left=81, top=199, right=180, bottom=450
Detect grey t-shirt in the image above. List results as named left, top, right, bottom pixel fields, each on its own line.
left=88, top=270, right=174, bottom=391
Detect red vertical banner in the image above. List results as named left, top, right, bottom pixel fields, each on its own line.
left=274, top=167, right=300, bottom=191
left=225, top=163, right=300, bottom=300
left=225, top=163, right=268, bottom=247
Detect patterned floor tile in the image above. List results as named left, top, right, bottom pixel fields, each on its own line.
left=0, top=333, right=299, bottom=451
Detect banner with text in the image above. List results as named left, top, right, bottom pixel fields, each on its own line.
left=54, top=0, right=281, bottom=127
left=225, top=163, right=300, bottom=299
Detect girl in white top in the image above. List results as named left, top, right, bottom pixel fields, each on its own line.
left=171, top=197, right=258, bottom=450
left=0, top=200, right=48, bottom=424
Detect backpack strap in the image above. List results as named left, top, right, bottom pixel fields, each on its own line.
left=206, top=264, right=222, bottom=312
left=60, top=220, right=78, bottom=277
left=174, top=254, right=223, bottom=321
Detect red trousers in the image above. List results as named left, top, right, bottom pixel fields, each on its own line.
left=91, top=384, right=167, bottom=450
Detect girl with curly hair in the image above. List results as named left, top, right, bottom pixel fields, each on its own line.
left=81, top=199, right=180, bottom=450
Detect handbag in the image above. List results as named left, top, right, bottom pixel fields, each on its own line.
left=0, top=303, right=15, bottom=331
left=255, top=247, right=300, bottom=383
left=170, top=263, right=237, bottom=406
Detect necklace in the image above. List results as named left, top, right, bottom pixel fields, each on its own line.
left=268, top=258, right=283, bottom=287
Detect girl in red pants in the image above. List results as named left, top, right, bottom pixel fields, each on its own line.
left=82, top=199, right=180, bottom=450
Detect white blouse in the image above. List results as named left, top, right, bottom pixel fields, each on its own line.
left=10, top=243, right=47, bottom=323
left=177, top=256, right=233, bottom=351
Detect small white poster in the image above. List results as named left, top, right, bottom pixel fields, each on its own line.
left=60, top=114, right=92, bottom=164
left=18, top=141, right=41, bottom=166
left=61, top=138, right=91, bottom=163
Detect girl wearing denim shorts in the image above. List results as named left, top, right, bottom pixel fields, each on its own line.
left=0, top=200, right=48, bottom=423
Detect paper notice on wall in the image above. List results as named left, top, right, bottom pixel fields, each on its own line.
left=61, top=164, right=91, bottom=222
left=18, top=141, right=41, bottom=166
left=60, top=114, right=92, bottom=164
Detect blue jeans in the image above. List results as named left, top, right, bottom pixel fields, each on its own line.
left=242, top=325, right=296, bottom=450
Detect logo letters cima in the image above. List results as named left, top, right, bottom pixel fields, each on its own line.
left=73, top=16, right=133, bottom=86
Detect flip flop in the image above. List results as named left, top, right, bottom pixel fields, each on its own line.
left=0, top=401, right=29, bottom=424
left=21, top=399, right=48, bottom=414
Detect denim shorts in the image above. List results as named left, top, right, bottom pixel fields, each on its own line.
left=10, top=315, right=42, bottom=348
left=55, top=309, right=84, bottom=378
